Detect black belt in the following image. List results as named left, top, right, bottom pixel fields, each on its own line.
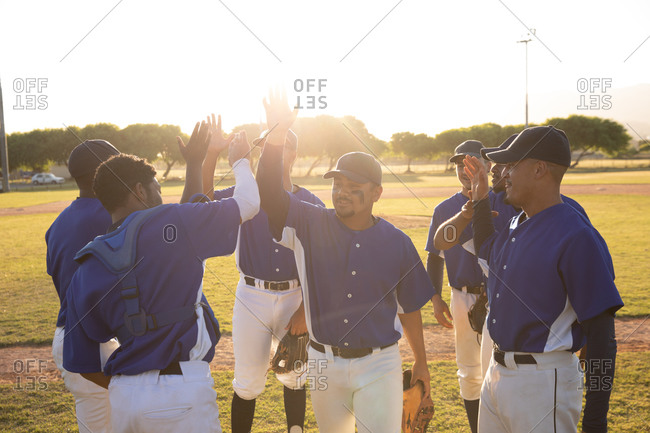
left=159, top=362, right=182, bottom=375
left=244, top=276, right=299, bottom=291
left=310, top=340, right=396, bottom=359
left=453, top=285, right=484, bottom=295
left=494, top=349, right=536, bottom=367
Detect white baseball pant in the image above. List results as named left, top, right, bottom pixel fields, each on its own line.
left=108, top=360, right=221, bottom=433
left=307, top=343, right=402, bottom=433
left=480, top=312, right=493, bottom=379
left=479, top=350, right=583, bottom=433
left=450, top=288, right=483, bottom=400
left=53, top=326, right=119, bottom=433
left=232, top=278, right=306, bottom=400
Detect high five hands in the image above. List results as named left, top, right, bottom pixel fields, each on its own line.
left=262, top=88, right=298, bottom=147
left=463, top=155, right=490, bottom=203
left=177, top=121, right=212, bottom=166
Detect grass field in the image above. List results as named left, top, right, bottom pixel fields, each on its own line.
left=1, top=354, right=648, bottom=432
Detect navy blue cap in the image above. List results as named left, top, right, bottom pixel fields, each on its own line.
left=68, top=140, right=120, bottom=178
left=480, top=134, right=519, bottom=159
left=485, top=126, right=571, bottom=167
left=450, top=140, right=485, bottom=163
left=324, top=152, right=382, bottom=185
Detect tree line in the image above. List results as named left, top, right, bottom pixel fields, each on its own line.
left=6, top=114, right=632, bottom=176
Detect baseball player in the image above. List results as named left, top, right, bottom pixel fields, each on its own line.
left=200, top=115, right=324, bottom=433
left=46, top=139, right=121, bottom=433
left=425, top=140, right=517, bottom=433
left=256, top=90, right=434, bottom=433
left=63, top=122, right=260, bottom=433
left=465, top=126, right=623, bottom=432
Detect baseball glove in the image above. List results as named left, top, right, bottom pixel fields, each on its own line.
left=468, top=291, right=488, bottom=334
left=402, top=369, right=435, bottom=433
left=270, top=332, right=309, bottom=375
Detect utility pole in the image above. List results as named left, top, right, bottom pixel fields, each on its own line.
left=0, top=78, right=10, bottom=193
left=517, top=30, right=535, bottom=128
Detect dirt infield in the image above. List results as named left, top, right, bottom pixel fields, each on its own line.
left=1, top=184, right=649, bottom=217
left=0, top=317, right=646, bottom=385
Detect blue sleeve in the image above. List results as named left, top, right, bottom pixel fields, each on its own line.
left=63, top=278, right=103, bottom=373
left=213, top=186, right=235, bottom=201
left=559, top=228, right=623, bottom=322
left=427, top=253, right=444, bottom=296
left=177, top=198, right=241, bottom=260
left=396, top=239, right=436, bottom=313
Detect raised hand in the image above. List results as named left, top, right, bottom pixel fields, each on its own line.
left=177, top=121, right=212, bottom=166
left=206, top=114, right=231, bottom=156
left=464, top=155, right=489, bottom=202
left=262, top=88, right=298, bottom=146
left=229, top=131, right=251, bottom=167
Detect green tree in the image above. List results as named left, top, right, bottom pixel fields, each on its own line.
left=545, top=115, right=631, bottom=167
left=391, top=132, right=436, bottom=172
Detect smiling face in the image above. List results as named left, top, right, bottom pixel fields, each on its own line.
left=503, top=159, right=537, bottom=207
left=331, top=174, right=381, bottom=220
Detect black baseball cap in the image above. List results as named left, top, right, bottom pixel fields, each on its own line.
left=323, top=152, right=382, bottom=185
left=449, top=140, right=485, bottom=163
left=480, top=133, right=518, bottom=159
left=68, top=140, right=120, bottom=178
left=485, top=126, right=571, bottom=167
left=253, top=129, right=298, bottom=151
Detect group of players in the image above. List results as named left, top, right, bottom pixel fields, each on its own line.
left=46, top=91, right=622, bottom=433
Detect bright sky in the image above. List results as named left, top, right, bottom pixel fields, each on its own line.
left=1, top=0, right=648, bottom=140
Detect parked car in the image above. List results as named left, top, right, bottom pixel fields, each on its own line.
left=32, top=173, right=65, bottom=185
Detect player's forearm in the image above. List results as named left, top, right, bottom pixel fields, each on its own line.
left=232, top=159, right=260, bottom=223
left=471, top=198, right=495, bottom=255
left=257, top=142, right=290, bottom=237
left=426, top=253, right=444, bottom=297
left=202, top=150, right=220, bottom=196
left=434, top=211, right=471, bottom=250
left=181, top=161, right=204, bottom=204
left=581, top=311, right=617, bottom=433
left=399, top=310, right=427, bottom=364
left=81, top=372, right=111, bottom=389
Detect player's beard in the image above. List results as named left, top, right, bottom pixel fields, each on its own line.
left=334, top=205, right=355, bottom=218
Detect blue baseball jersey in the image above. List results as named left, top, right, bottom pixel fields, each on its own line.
left=46, top=198, right=113, bottom=327
left=425, top=191, right=517, bottom=289
left=276, top=194, right=434, bottom=349
left=561, top=194, right=589, bottom=222
left=479, top=203, right=623, bottom=353
left=214, top=185, right=324, bottom=281
left=63, top=199, right=241, bottom=376
left=490, top=191, right=520, bottom=231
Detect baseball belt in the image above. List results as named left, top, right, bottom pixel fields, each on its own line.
left=493, top=349, right=537, bottom=367
left=453, top=284, right=484, bottom=295
left=159, top=362, right=182, bottom=375
left=244, top=275, right=300, bottom=291
left=310, top=340, right=396, bottom=359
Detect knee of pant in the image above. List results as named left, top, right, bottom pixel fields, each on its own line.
left=232, top=378, right=265, bottom=400
left=276, top=370, right=306, bottom=391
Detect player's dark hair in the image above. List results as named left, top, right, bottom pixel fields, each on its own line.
left=93, top=154, right=157, bottom=212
